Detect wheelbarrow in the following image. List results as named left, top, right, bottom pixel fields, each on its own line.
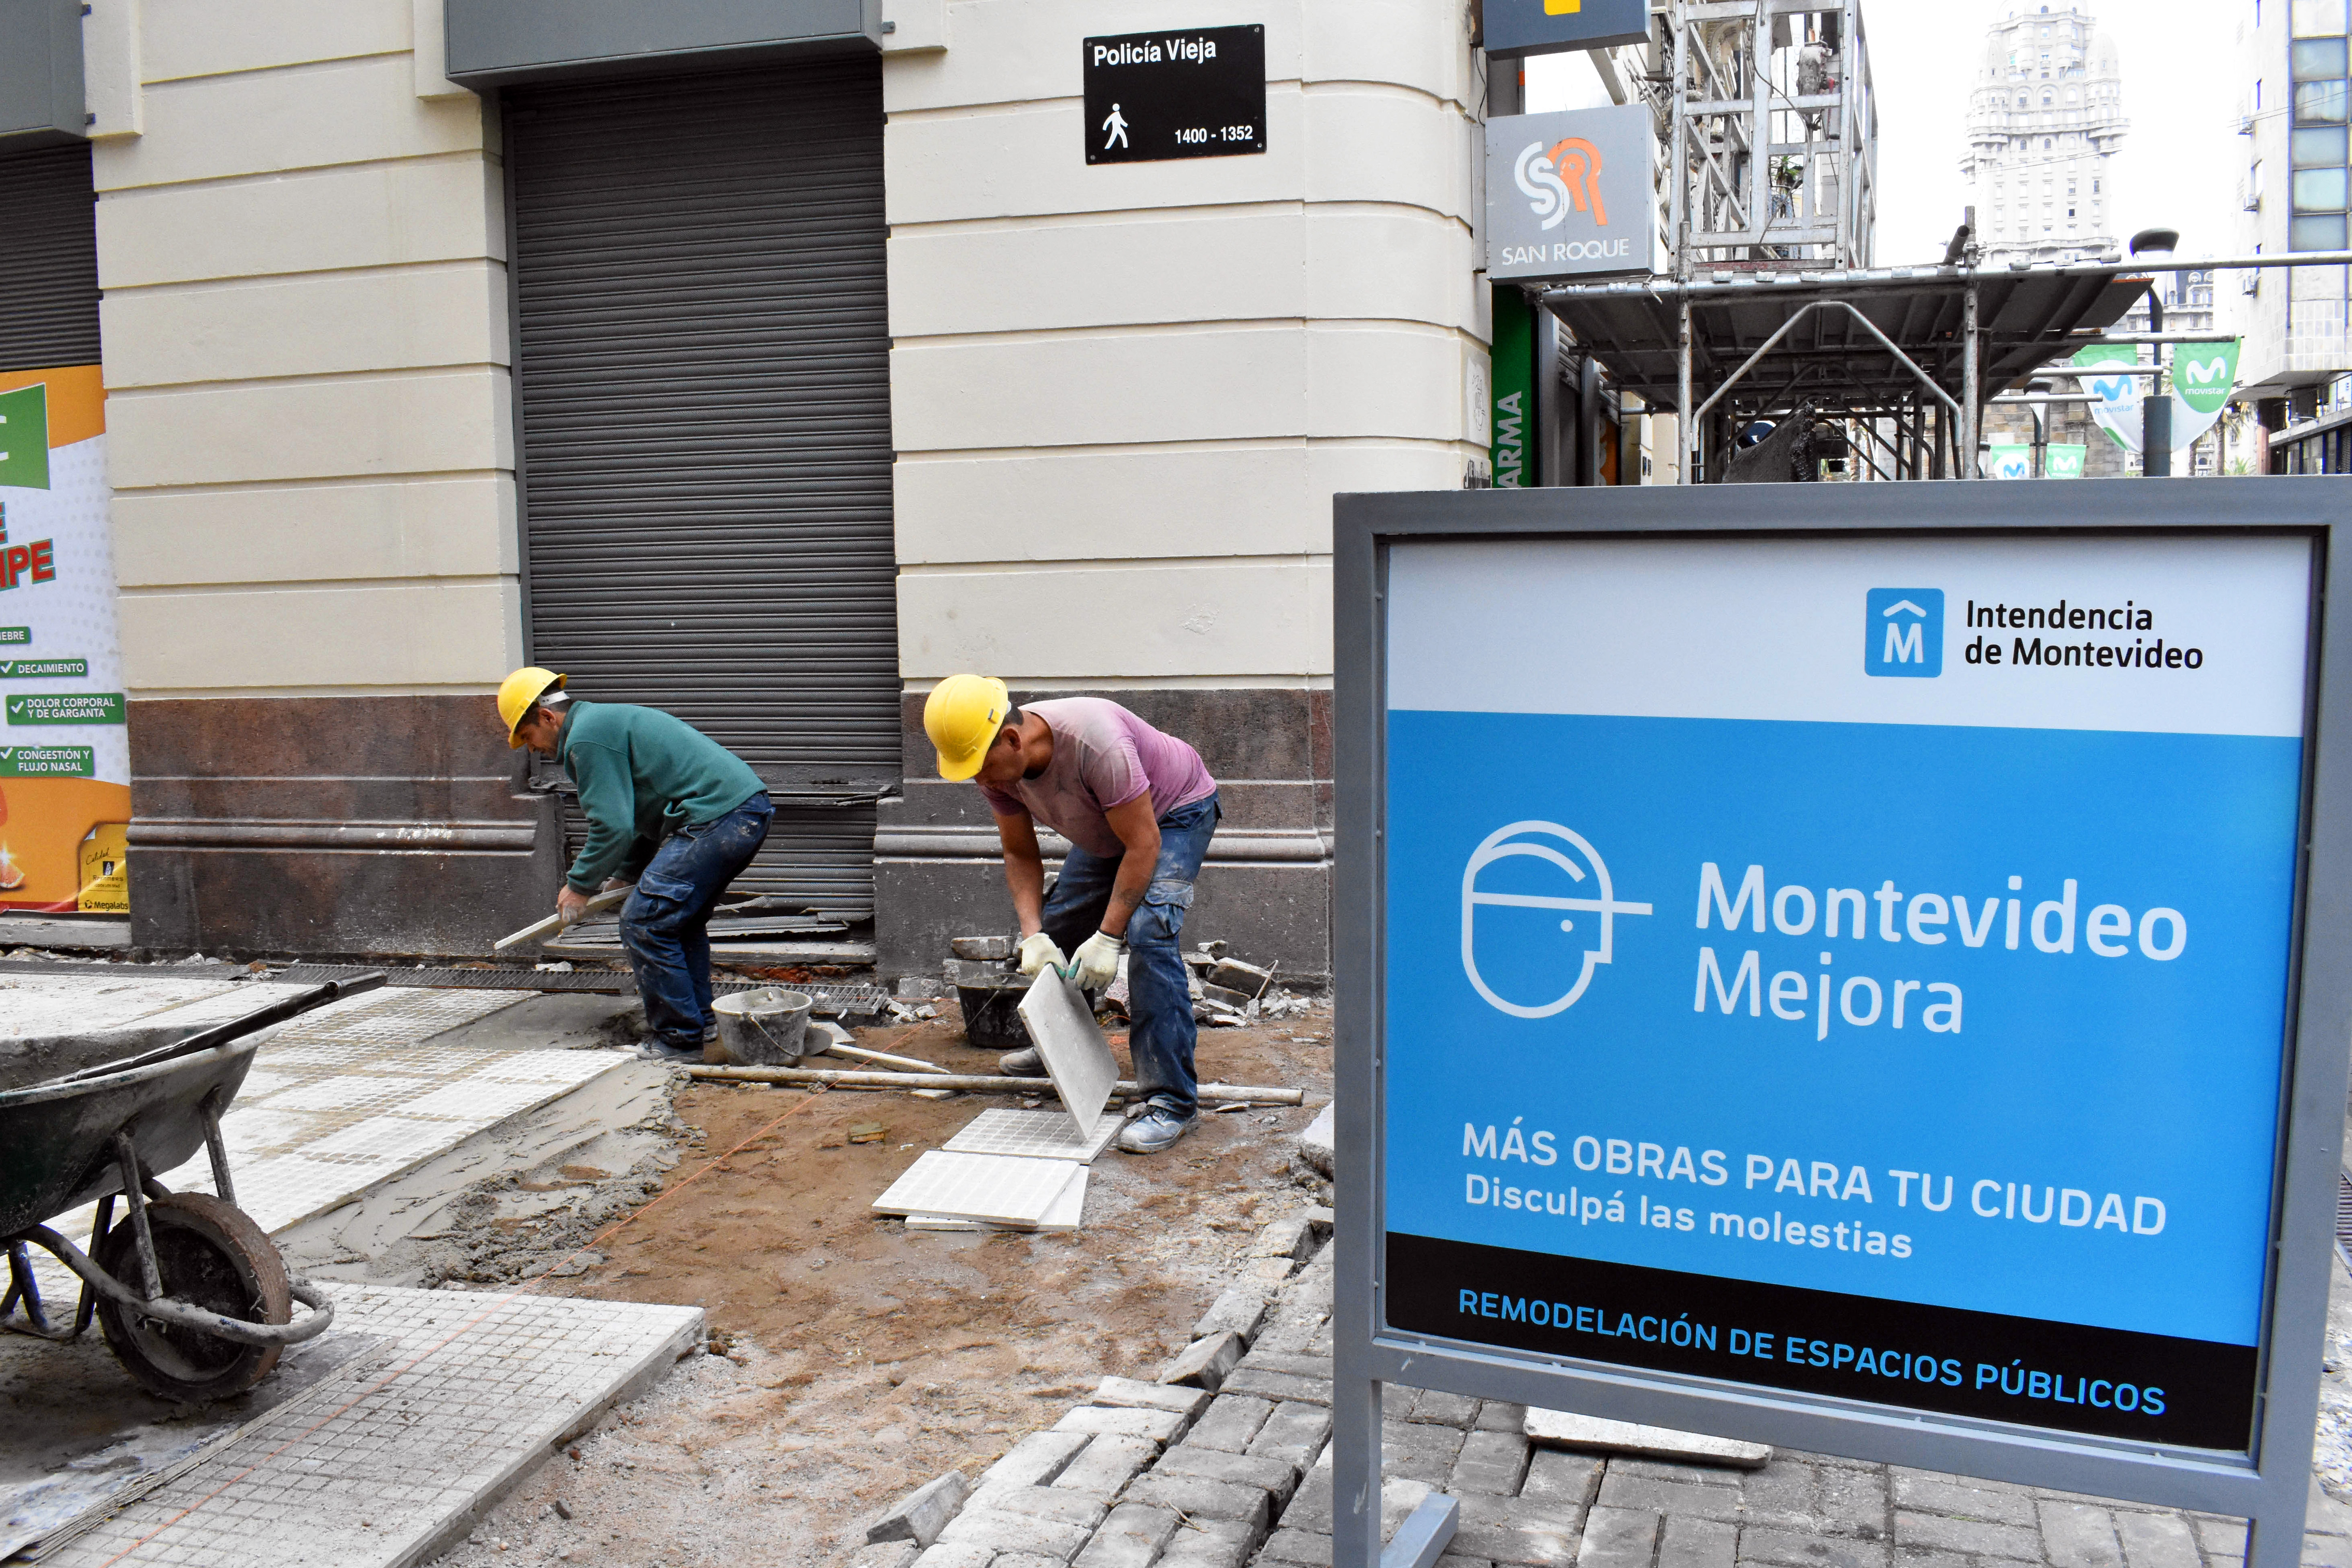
left=0, top=973, right=386, bottom=1402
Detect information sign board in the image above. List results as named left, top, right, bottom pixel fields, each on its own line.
left=1486, top=107, right=1656, bottom=282
left=1082, top=25, right=1264, bottom=165
left=1330, top=482, right=2352, bottom=1568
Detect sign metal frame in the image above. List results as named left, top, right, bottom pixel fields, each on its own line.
left=1331, top=478, right=2352, bottom=1568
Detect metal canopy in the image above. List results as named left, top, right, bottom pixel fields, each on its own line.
left=1536, top=264, right=2151, bottom=413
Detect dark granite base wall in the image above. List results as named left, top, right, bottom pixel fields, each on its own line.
left=127, top=695, right=564, bottom=958
left=874, top=686, right=1333, bottom=984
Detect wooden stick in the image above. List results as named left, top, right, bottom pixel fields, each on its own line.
left=491, top=884, right=634, bottom=953
left=819, top=1041, right=950, bottom=1074
left=685, top=1065, right=1304, bottom=1105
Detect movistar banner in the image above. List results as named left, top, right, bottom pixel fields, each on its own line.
left=1382, top=536, right=2310, bottom=1452
left=2077, top=341, right=2238, bottom=464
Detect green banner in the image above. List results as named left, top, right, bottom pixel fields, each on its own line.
left=0, top=658, right=85, bottom=679
left=0, top=628, right=33, bottom=645
left=1491, top=284, right=1536, bottom=488
left=0, top=385, right=48, bottom=491
left=6, top=692, right=122, bottom=725
left=2173, top=338, right=2242, bottom=417
left=2045, top=443, right=2088, bottom=479
left=0, top=743, right=93, bottom=776
left=1987, top=443, right=2032, bottom=480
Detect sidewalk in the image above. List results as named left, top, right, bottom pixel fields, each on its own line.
left=884, top=1230, right=2352, bottom=1568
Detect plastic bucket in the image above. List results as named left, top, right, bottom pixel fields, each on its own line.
left=710, top=988, right=811, bottom=1066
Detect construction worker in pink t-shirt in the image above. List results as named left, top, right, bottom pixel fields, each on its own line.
left=923, top=674, right=1221, bottom=1155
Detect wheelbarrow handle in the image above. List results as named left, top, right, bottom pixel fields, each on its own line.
left=51, top=973, right=390, bottom=1086
left=12, top=1223, right=335, bottom=1347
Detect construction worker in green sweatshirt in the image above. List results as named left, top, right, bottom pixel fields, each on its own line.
left=499, top=667, right=772, bottom=1059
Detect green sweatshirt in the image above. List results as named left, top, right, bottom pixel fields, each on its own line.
left=555, top=701, right=766, bottom=894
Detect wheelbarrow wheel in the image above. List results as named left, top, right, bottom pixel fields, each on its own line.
left=93, top=1192, right=291, bottom=1403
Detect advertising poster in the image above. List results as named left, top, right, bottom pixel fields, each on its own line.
left=1381, top=536, right=2309, bottom=1455
left=0, top=365, right=129, bottom=913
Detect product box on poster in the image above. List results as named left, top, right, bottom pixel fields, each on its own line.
left=1327, top=480, right=2352, bottom=1568
left=1485, top=106, right=1656, bottom=282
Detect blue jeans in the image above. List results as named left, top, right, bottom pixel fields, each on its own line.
left=1040, top=792, right=1220, bottom=1120
left=620, top=792, right=773, bottom=1049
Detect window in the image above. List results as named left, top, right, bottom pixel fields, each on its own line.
left=2293, top=212, right=2348, bottom=248
left=2293, top=37, right=2349, bottom=79
left=2295, top=125, right=2349, bottom=164
left=2294, top=0, right=2349, bottom=37
left=2299, top=79, right=2351, bottom=123
left=2042, top=91, right=2054, bottom=106
left=2294, top=165, right=2348, bottom=210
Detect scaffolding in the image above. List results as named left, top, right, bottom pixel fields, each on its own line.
left=1633, top=0, right=1878, bottom=274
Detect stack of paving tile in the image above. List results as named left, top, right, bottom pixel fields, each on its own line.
left=872, top=971, right=1121, bottom=1232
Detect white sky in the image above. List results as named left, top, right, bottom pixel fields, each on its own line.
left=1524, top=1, right=2243, bottom=267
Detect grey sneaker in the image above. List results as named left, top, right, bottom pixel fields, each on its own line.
left=641, top=1038, right=702, bottom=1063
left=701, top=1024, right=720, bottom=1046
left=1117, top=1105, right=1199, bottom=1155
left=998, top=1047, right=1048, bottom=1077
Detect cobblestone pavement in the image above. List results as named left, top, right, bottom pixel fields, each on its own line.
left=864, top=1224, right=2352, bottom=1568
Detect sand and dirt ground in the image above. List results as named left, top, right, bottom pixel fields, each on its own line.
left=399, top=1003, right=1334, bottom=1567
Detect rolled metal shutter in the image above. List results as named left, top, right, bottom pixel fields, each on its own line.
left=507, top=60, right=896, bottom=917
left=0, top=140, right=98, bottom=372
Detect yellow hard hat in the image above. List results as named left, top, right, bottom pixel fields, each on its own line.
left=497, top=667, right=566, bottom=749
left=923, top=673, right=1011, bottom=782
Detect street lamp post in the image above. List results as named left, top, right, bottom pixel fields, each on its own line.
left=2027, top=378, right=2053, bottom=478
left=2131, top=228, right=2179, bottom=477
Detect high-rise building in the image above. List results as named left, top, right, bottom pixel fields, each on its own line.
left=2235, top=0, right=2352, bottom=447
left=1961, top=6, right=2128, bottom=265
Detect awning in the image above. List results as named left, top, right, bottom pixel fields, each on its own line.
left=1535, top=263, right=2154, bottom=415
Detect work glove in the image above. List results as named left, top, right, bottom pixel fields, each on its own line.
left=1069, top=929, right=1127, bottom=991
left=1017, top=931, right=1067, bottom=977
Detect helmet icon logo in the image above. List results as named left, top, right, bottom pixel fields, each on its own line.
left=1461, top=821, right=1654, bottom=1019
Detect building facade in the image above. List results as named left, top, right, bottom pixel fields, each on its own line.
left=2237, top=0, right=2352, bottom=442
left=1961, top=5, right=2125, bottom=266
left=0, top=0, right=1492, bottom=978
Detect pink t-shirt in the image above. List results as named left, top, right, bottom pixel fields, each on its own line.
left=977, top=698, right=1217, bottom=856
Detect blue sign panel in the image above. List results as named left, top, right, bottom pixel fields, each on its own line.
left=1863, top=588, right=1943, bottom=676
left=1381, top=536, right=2314, bottom=1453
left=1482, top=0, right=1650, bottom=57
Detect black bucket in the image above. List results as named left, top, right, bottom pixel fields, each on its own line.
left=945, top=958, right=1032, bottom=1050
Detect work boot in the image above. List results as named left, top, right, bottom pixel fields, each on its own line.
left=998, top=1047, right=1048, bottom=1077
left=1117, top=1105, right=1198, bottom=1155
left=641, top=1037, right=702, bottom=1063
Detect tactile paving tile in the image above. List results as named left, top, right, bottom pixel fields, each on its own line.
left=0, top=973, right=246, bottom=1037
left=470, top=1047, right=626, bottom=1085
left=871, top=1151, right=1085, bottom=1226
left=130, top=980, right=314, bottom=1033
left=396, top=1075, right=582, bottom=1122
left=257, top=1073, right=428, bottom=1114
left=263, top=985, right=528, bottom=1047
left=39, top=1284, right=703, bottom=1568
left=301, top=1115, right=478, bottom=1167
left=943, top=1108, right=1124, bottom=1163
left=908, top=1166, right=1090, bottom=1232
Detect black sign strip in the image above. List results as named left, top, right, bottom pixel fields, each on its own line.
left=1386, top=1233, right=2258, bottom=1453
left=1081, top=25, right=1266, bottom=165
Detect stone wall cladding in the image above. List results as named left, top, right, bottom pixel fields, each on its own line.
left=127, top=693, right=557, bottom=955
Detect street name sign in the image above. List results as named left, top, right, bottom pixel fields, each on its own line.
left=1482, top=0, right=1650, bottom=56
left=1329, top=480, right=2352, bottom=1568
left=1082, top=25, right=1265, bottom=165
left=1486, top=106, right=1656, bottom=282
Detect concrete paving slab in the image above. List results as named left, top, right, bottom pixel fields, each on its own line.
left=23, top=988, right=625, bottom=1303
left=35, top=1283, right=701, bottom=1567
left=1525, top=1410, right=1771, bottom=1469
